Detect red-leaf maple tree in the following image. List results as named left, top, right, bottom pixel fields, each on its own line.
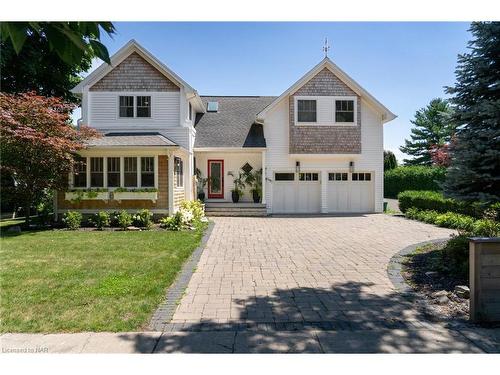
left=0, top=92, right=100, bottom=226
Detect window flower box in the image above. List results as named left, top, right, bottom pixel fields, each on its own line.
left=113, top=190, right=158, bottom=201
left=65, top=190, right=109, bottom=201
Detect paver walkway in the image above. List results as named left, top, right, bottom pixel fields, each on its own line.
left=172, top=214, right=454, bottom=324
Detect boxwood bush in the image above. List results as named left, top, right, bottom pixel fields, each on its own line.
left=384, top=166, right=446, bottom=198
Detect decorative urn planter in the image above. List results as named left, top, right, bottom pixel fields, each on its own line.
left=231, top=191, right=240, bottom=203
left=252, top=191, right=261, bottom=203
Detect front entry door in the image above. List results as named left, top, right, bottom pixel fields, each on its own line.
left=208, top=160, right=224, bottom=199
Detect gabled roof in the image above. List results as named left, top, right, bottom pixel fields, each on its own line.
left=71, top=40, right=204, bottom=112
left=257, top=57, right=396, bottom=124
left=194, top=96, right=275, bottom=148
left=86, top=132, right=177, bottom=147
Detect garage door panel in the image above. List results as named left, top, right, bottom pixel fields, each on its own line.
left=272, top=179, right=320, bottom=214
left=327, top=174, right=374, bottom=213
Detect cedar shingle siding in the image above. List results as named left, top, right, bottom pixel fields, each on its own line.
left=90, top=52, right=180, bottom=92
left=289, top=68, right=362, bottom=154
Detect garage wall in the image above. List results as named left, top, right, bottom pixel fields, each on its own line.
left=194, top=152, right=263, bottom=203
left=264, top=98, right=384, bottom=213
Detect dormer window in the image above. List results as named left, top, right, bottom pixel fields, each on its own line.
left=297, top=99, right=317, bottom=123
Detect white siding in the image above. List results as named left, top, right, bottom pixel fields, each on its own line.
left=86, top=90, right=191, bottom=149
left=264, top=97, right=384, bottom=213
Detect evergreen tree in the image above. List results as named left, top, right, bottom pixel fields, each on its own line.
left=384, top=150, right=398, bottom=170
left=444, top=22, right=500, bottom=202
left=400, top=98, right=455, bottom=166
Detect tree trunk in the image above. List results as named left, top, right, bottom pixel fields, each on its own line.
left=24, top=199, right=31, bottom=228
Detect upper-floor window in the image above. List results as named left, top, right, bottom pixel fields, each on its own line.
left=136, top=96, right=151, bottom=117
left=188, top=102, right=193, bottom=121
left=335, top=100, right=354, bottom=123
left=119, top=96, right=134, bottom=117
left=297, top=100, right=317, bottom=123
left=73, top=156, right=87, bottom=188
left=174, top=157, right=184, bottom=188
left=119, top=96, right=151, bottom=118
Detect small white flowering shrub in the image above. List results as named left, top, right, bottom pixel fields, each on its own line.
left=160, top=200, right=206, bottom=231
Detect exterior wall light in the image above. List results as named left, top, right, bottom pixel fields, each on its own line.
left=349, top=161, right=355, bottom=173
left=295, top=161, right=300, bottom=173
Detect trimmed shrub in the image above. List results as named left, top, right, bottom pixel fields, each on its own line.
left=117, top=210, right=132, bottom=230
left=133, top=209, right=153, bottom=229
left=441, top=235, right=469, bottom=280
left=62, top=211, right=82, bottom=230
left=384, top=166, right=446, bottom=198
left=90, top=211, right=110, bottom=230
left=472, top=219, right=500, bottom=237
left=397, top=190, right=486, bottom=217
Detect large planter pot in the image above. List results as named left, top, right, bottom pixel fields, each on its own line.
left=65, top=191, right=109, bottom=201
left=231, top=191, right=240, bottom=203
left=113, top=191, right=158, bottom=201
left=197, top=191, right=206, bottom=202
left=252, top=191, right=261, bottom=203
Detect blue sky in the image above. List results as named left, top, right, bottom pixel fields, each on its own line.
left=79, top=22, right=471, bottom=161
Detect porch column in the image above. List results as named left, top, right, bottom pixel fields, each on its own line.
left=261, top=150, right=266, bottom=205
left=168, top=152, right=174, bottom=215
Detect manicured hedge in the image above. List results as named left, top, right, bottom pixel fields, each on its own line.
left=384, top=166, right=446, bottom=198
left=405, top=208, right=500, bottom=237
left=397, top=190, right=496, bottom=219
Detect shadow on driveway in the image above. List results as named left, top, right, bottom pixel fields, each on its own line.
left=118, top=281, right=492, bottom=353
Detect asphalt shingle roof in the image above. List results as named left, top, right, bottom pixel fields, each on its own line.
left=87, top=132, right=177, bottom=147
left=194, top=96, right=277, bottom=148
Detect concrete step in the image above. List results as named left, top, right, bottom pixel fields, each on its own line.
left=206, top=210, right=268, bottom=217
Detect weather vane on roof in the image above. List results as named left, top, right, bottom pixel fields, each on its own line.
left=323, top=37, right=330, bottom=58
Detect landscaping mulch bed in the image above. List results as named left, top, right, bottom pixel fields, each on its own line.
left=401, top=241, right=469, bottom=321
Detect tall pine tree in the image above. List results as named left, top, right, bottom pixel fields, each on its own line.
left=444, top=22, right=500, bottom=202
left=400, top=98, right=455, bottom=166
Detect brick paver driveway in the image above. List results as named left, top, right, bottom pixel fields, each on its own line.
left=172, top=214, right=454, bottom=325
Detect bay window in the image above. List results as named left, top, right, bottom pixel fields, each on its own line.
left=107, top=157, right=120, bottom=187
left=141, top=157, right=155, bottom=187
left=124, top=157, right=138, bottom=187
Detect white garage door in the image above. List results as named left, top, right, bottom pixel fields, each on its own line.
left=272, top=172, right=321, bottom=214
left=327, top=172, right=374, bottom=213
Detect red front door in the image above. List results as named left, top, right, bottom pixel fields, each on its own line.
left=208, top=160, right=224, bottom=199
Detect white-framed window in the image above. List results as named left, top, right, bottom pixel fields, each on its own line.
left=335, top=100, right=354, bottom=123
left=107, top=157, right=121, bottom=187
left=141, top=157, right=155, bottom=187
left=299, top=172, right=319, bottom=181
left=119, top=96, right=134, bottom=118
left=136, top=96, right=151, bottom=118
left=174, top=157, right=183, bottom=188
left=297, top=99, right=317, bottom=123
left=124, top=157, right=138, bottom=187
left=294, top=96, right=357, bottom=126
left=90, top=157, right=104, bottom=187
left=328, top=172, right=348, bottom=181
left=73, top=156, right=87, bottom=188
left=274, top=172, right=295, bottom=181
left=352, top=172, right=371, bottom=181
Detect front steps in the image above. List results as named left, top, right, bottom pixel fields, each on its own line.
left=204, top=202, right=268, bottom=217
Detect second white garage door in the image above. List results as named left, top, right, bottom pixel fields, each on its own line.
left=272, top=172, right=321, bottom=214
left=327, top=172, right=374, bottom=213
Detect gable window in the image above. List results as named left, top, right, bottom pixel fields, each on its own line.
left=73, top=156, right=87, bottom=188
left=297, top=100, right=317, bottom=123
left=335, top=100, right=354, bottom=123
left=141, top=157, right=155, bottom=187
left=136, top=96, right=151, bottom=117
left=107, top=157, right=120, bottom=187
left=188, top=102, right=193, bottom=121
left=90, top=157, right=104, bottom=187
left=275, top=173, right=295, bottom=181
left=124, top=157, right=138, bottom=187
left=119, top=96, right=134, bottom=117
left=174, top=157, right=184, bottom=188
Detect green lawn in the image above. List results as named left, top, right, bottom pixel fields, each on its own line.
left=0, top=225, right=206, bottom=333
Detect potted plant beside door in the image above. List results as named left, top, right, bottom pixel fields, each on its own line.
left=228, top=171, right=246, bottom=203
left=250, top=169, right=262, bottom=203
